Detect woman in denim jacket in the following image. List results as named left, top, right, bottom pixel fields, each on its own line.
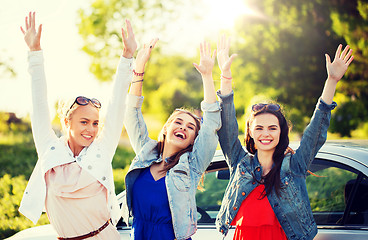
left=122, top=40, right=221, bottom=240
left=19, top=12, right=137, bottom=239
left=215, top=35, right=354, bottom=240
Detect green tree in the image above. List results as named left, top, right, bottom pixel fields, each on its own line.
left=231, top=0, right=366, bottom=135
left=328, top=0, right=368, bottom=136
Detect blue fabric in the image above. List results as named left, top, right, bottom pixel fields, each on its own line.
left=131, top=167, right=175, bottom=240
left=123, top=94, right=221, bottom=239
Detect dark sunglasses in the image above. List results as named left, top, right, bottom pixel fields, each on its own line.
left=70, top=96, right=101, bottom=109
left=252, top=103, right=280, bottom=112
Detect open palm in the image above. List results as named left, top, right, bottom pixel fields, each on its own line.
left=326, top=44, right=354, bottom=82
left=20, top=12, right=42, bottom=51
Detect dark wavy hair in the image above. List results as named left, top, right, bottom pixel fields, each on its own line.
left=156, top=108, right=201, bottom=172
left=245, top=104, right=290, bottom=197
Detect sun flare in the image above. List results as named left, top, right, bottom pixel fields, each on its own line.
left=204, top=0, right=256, bottom=28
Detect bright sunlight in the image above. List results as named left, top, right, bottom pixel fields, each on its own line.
left=204, top=0, right=256, bottom=29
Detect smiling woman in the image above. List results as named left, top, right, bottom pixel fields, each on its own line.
left=204, top=0, right=257, bottom=28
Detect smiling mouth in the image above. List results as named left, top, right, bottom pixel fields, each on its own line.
left=260, top=140, right=272, bottom=144
left=82, top=134, right=93, bottom=140
left=174, top=132, right=186, bottom=140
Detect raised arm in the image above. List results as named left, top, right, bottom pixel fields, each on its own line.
left=293, top=44, right=354, bottom=173
left=216, top=35, right=245, bottom=169
left=321, top=44, right=354, bottom=104
left=193, top=41, right=217, bottom=104
left=21, top=12, right=56, bottom=154
left=190, top=41, right=221, bottom=173
left=129, top=38, right=158, bottom=96
left=217, top=35, right=237, bottom=95
left=124, top=39, right=158, bottom=153
left=98, top=19, right=137, bottom=159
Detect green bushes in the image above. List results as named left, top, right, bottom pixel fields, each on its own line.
left=0, top=174, right=49, bottom=239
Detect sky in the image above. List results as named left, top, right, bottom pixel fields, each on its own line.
left=0, top=0, right=252, bottom=118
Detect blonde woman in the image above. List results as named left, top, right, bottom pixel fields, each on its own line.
left=19, top=12, right=137, bottom=239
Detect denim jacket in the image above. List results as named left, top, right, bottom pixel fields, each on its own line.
left=122, top=94, right=221, bottom=240
left=216, top=91, right=337, bottom=240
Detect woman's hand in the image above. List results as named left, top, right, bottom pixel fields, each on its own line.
left=20, top=12, right=42, bottom=51
left=135, top=38, right=159, bottom=71
left=121, top=19, right=137, bottom=59
left=217, top=35, right=237, bottom=77
left=325, top=44, right=354, bottom=83
left=193, top=40, right=216, bottom=77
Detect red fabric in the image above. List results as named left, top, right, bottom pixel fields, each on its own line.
left=231, top=185, right=287, bottom=240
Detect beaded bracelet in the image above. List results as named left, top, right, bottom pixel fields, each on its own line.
left=133, top=69, right=144, bottom=77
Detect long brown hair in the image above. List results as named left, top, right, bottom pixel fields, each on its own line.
left=245, top=104, right=290, bottom=197
left=157, top=109, right=201, bottom=172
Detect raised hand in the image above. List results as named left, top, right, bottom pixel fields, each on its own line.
left=121, top=19, right=137, bottom=59
left=217, top=35, right=237, bottom=77
left=135, top=38, right=159, bottom=70
left=193, top=41, right=216, bottom=76
left=20, top=12, right=42, bottom=51
left=325, top=44, right=354, bottom=82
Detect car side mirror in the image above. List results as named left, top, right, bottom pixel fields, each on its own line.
left=217, top=169, right=230, bottom=180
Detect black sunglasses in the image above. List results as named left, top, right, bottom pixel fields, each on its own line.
left=70, top=96, right=101, bottom=109
left=252, top=103, right=280, bottom=112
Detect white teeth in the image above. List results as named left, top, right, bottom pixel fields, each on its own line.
left=174, top=132, right=185, bottom=139
left=260, top=140, right=271, bottom=143
left=82, top=135, right=92, bottom=139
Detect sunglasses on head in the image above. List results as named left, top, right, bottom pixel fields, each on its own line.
left=251, top=103, right=280, bottom=112
left=70, top=96, right=101, bottom=109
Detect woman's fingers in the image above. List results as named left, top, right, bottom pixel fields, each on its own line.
left=334, top=44, right=342, bottom=60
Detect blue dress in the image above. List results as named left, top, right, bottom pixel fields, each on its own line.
left=132, top=167, right=190, bottom=240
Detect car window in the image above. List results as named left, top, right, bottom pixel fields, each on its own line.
left=196, top=171, right=229, bottom=224
left=307, top=159, right=368, bottom=226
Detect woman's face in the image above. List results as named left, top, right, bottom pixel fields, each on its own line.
left=65, top=104, right=99, bottom=154
left=249, top=113, right=281, bottom=153
left=164, top=112, right=198, bottom=153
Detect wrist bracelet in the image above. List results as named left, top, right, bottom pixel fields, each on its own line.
left=133, top=69, right=144, bottom=76
left=220, top=75, right=233, bottom=80
left=132, top=79, right=144, bottom=84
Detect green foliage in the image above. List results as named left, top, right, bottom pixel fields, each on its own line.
left=77, top=0, right=367, bottom=136
left=196, top=172, right=229, bottom=208
left=77, top=0, right=194, bottom=82
left=0, top=53, right=16, bottom=79
left=113, top=166, right=130, bottom=195
left=330, top=99, right=368, bottom=137
left=0, top=174, right=49, bottom=239
left=306, top=167, right=356, bottom=212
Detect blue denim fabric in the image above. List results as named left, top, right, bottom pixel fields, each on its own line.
left=122, top=94, right=221, bottom=240
left=216, top=91, right=337, bottom=240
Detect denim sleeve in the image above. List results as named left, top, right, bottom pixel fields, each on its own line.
left=123, top=94, right=151, bottom=154
left=190, top=101, right=221, bottom=174
left=292, top=98, right=337, bottom=175
left=216, top=90, right=246, bottom=170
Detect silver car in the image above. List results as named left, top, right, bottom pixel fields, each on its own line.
left=6, top=141, right=368, bottom=240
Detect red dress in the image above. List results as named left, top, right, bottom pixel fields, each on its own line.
left=231, top=185, right=288, bottom=240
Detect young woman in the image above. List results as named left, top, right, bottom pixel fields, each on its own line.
left=121, top=40, right=221, bottom=240
left=215, top=35, right=354, bottom=240
left=19, top=12, right=137, bottom=239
